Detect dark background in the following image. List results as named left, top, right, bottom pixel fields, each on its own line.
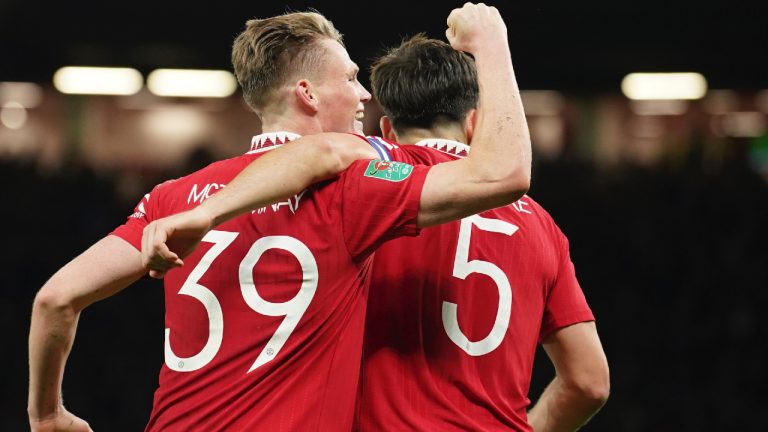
left=2, top=1, right=767, bottom=90
left=2, top=1, right=768, bottom=430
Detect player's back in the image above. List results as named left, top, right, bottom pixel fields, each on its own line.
left=111, top=133, right=428, bottom=431
left=358, top=139, right=594, bottom=431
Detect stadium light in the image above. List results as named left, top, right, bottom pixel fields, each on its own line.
left=147, top=69, right=237, bottom=98
left=53, top=67, right=143, bottom=95
left=621, top=73, right=707, bottom=100
left=1, top=102, right=28, bottom=129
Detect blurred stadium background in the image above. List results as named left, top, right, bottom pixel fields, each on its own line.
left=2, top=1, right=767, bottom=430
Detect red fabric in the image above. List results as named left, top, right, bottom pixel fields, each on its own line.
left=358, top=144, right=594, bottom=431
left=110, top=141, right=429, bottom=432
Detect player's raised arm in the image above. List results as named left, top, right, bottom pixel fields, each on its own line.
left=415, top=3, right=531, bottom=227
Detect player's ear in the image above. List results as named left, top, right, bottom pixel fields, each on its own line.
left=294, top=79, right=319, bottom=113
left=463, top=108, right=477, bottom=142
left=379, top=116, right=397, bottom=141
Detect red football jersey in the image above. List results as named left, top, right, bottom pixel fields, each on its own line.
left=110, top=132, right=430, bottom=432
left=357, top=138, right=595, bottom=431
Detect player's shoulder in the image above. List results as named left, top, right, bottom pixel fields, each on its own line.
left=401, top=145, right=457, bottom=163
left=413, top=138, right=469, bottom=159
left=477, top=195, right=572, bottom=256
left=517, top=194, right=547, bottom=215
left=367, top=136, right=459, bottom=165
left=146, top=153, right=258, bottom=214
left=488, top=194, right=560, bottom=231
left=517, top=195, right=570, bottom=240
left=157, top=154, right=254, bottom=191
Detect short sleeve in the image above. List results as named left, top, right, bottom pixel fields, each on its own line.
left=539, top=232, right=595, bottom=342
left=109, top=187, right=159, bottom=251
left=339, top=159, right=430, bottom=260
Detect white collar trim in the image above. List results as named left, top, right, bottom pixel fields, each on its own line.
left=414, top=138, right=470, bottom=157
left=247, top=131, right=302, bottom=154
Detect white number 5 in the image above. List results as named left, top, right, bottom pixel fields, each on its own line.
left=442, top=215, right=518, bottom=356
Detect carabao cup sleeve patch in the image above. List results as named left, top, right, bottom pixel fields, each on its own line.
left=363, top=160, right=415, bottom=182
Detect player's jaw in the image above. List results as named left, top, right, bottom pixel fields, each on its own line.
left=313, top=39, right=372, bottom=134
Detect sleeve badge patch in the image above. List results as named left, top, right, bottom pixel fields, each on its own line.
left=363, top=160, right=414, bottom=182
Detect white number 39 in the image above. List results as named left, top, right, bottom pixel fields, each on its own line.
left=164, top=230, right=318, bottom=373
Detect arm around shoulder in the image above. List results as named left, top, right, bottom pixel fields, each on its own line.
left=206, top=133, right=378, bottom=227
left=140, top=133, right=379, bottom=278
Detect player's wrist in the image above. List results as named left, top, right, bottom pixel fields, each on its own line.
left=471, top=40, right=511, bottom=64
left=192, top=202, right=218, bottom=230
left=27, top=401, right=63, bottom=423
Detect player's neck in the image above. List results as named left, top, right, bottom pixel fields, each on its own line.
left=259, top=108, right=322, bottom=136
left=394, top=125, right=468, bottom=145
left=260, top=120, right=320, bottom=136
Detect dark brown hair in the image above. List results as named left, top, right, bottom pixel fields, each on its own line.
left=370, top=34, right=479, bottom=130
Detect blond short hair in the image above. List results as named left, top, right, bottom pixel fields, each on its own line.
left=231, top=11, right=343, bottom=113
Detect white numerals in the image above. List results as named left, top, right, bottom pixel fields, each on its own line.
left=165, top=230, right=238, bottom=371
left=443, top=215, right=518, bottom=356
left=240, top=236, right=318, bottom=372
left=164, top=230, right=318, bottom=373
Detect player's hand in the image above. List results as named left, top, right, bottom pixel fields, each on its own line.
left=446, top=3, right=507, bottom=55
left=29, top=408, right=93, bottom=432
left=141, top=207, right=215, bottom=279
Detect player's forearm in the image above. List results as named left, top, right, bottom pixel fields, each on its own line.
left=467, top=40, right=531, bottom=198
left=28, top=292, right=80, bottom=421
left=415, top=7, right=532, bottom=227
left=528, top=376, right=608, bottom=432
left=201, top=133, right=375, bottom=226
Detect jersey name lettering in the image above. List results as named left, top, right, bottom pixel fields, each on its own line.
left=253, top=189, right=308, bottom=216
left=511, top=198, right=532, bottom=214
left=188, top=182, right=226, bottom=205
